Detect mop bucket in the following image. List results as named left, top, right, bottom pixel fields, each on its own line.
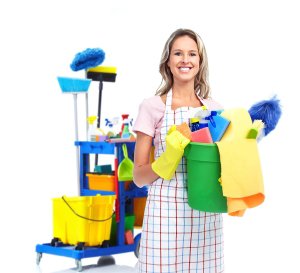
left=184, top=142, right=227, bottom=213
left=52, top=195, right=115, bottom=247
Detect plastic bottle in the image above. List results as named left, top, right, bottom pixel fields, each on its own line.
left=121, top=118, right=131, bottom=138
left=87, top=115, right=98, bottom=141
left=120, top=114, right=129, bottom=135
left=190, top=118, right=202, bottom=132
left=193, top=106, right=211, bottom=129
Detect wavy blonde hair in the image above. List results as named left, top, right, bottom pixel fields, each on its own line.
left=156, top=28, right=211, bottom=98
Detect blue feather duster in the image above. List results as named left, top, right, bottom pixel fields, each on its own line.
left=70, top=48, right=105, bottom=71
left=248, top=96, right=282, bottom=136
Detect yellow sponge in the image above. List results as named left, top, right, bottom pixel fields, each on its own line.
left=87, top=66, right=117, bottom=73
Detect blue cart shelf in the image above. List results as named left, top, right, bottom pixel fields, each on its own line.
left=36, top=141, right=147, bottom=271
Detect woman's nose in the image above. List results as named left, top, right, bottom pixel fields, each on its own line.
left=181, top=54, right=189, bottom=63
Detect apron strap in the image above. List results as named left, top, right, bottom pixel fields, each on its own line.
left=165, top=89, right=173, bottom=111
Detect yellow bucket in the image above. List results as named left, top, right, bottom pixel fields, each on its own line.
left=52, top=195, right=115, bottom=247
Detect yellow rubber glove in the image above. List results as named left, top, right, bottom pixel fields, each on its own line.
left=151, top=130, right=190, bottom=180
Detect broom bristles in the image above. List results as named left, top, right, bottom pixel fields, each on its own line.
left=57, top=77, right=91, bottom=92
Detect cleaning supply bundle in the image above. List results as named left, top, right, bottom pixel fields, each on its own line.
left=187, top=107, right=230, bottom=144
left=183, top=96, right=282, bottom=216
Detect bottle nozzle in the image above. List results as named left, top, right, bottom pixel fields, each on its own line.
left=87, top=115, right=97, bottom=125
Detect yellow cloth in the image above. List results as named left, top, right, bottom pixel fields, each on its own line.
left=220, top=108, right=253, bottom=141
left=216, top=139, right=265, bottom=216
left=217, top=108, right=265, bottom=216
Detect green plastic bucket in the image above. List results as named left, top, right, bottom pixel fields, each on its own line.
left=184, top=142, right=227, bottom=213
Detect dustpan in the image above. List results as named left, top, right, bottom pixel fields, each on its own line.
left=118, top=144, right=134, bottom=181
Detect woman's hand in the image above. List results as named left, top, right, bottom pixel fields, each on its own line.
left=151, top=130, right=190, bottom=180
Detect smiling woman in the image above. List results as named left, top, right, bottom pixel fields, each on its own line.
left=133, top=28, right=224, bottom=273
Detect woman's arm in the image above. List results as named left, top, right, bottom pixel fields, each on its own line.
left=133, top=131, right=159, bottom=187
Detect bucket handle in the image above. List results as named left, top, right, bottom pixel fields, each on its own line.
left=62, top=196, right=114, bottom=222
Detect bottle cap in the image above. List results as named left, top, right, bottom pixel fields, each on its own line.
left=190, top=118, right=200, bottom=123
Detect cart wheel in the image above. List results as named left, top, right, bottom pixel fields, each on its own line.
left=134, top=237, right=141, bottom=258
left=36, top=253, right=42, bottom=265
left=97, top=256, right=116, bottom=266
left=75, top=259, right=83, bottom=272
left=75, top=242, right=85, bottom=250
left=51, top=237, right=60, bottom=247
left=101, top=240, right=110, bottom=248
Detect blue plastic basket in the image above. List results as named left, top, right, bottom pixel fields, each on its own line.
left=57, top=77, right=92, bottom=93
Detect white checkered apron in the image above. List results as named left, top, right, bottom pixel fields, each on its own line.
left=137, top=90, right=224, bottom=273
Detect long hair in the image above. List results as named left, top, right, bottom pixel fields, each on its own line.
left=156, top=28, right=211, bottom=98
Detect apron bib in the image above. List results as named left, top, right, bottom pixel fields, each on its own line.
left=138, top=90, right=224, bottom=273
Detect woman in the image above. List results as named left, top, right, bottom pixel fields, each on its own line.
left=133, top=28, right=224, bottom=273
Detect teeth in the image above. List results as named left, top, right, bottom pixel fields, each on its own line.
left=179, top=67, right=190, bottom=72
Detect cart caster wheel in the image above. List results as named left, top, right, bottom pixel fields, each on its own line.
left=101, top=240, right=110, bottom=248
left=75, top=259, right=83, bottom=272
left=97, top=256, right=115, bottom=266
left=134, top=235, right=141, bottom=258
left=51, top=237, right=60, bottom=247
left=36, top=253, right=42, bottom=265
left=75, top=242, right=85, bottom=251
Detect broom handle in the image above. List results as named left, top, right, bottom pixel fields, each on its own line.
left=95, top=80, right=103, bottom=166
left=97, top=80, right=103, bottom=129
left=85, top=93, right=89, bottom=141
left=73, top=93, right=80, bottom=194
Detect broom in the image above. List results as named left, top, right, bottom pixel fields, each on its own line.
left=57, top=76, right=92, bottom=194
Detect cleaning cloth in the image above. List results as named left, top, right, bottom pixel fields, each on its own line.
left=220, top=108, right=253, bottom=140
left=216, top=139, right=265, bottom=216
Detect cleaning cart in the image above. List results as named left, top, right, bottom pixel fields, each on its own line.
left=35, top=76, right=147, bottom=271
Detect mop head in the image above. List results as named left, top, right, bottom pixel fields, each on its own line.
left=248, top=96, right=282, bottom=136
left=70, top=48, right=105, bottom=71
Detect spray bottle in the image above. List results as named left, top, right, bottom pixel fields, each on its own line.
left=190, top=106, right=210, bottom=129
left=121, top=121, right=131, bottom=138
left=120, top=114, right=129, bottom=136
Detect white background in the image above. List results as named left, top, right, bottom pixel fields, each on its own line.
left=0, top=0, right=299, bottom=272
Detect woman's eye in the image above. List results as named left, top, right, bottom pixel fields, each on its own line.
left=174, top=52, right=182, bottom=56
left=190, top=52, right=197, bottom=56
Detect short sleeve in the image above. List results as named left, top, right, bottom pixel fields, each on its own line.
left=201, top=98, right=224, bottom=111
left=133, top=96, right=165, bottom=137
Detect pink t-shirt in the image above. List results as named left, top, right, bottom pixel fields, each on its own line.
left=133, top=95, right=223, bottom=149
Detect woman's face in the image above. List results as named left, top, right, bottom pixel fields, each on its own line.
left=167, top=35, right=200, bottom=85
